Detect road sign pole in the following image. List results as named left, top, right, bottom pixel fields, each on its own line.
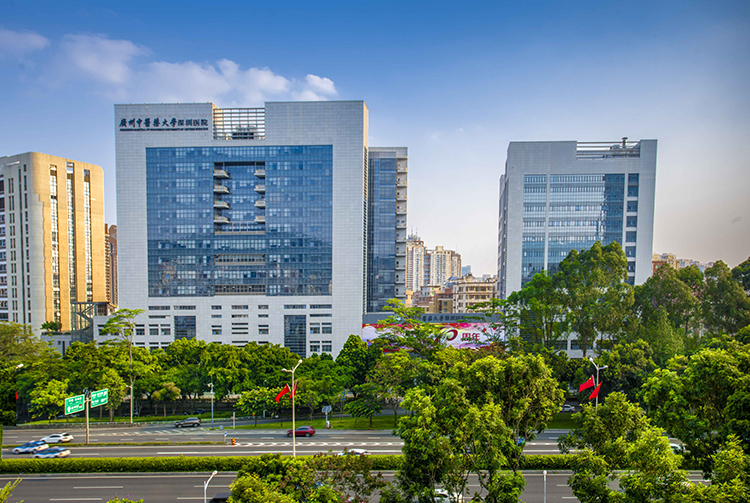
left=85, top=389, right=90, bottom=446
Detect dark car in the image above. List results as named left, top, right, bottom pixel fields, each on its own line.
left=287, top=426, right=315, bottom=437
left=191, top=409, right=206, bottom=415
left=175, top=417, right=201, bottom=428
left=209, top=493, right=231, bottom=503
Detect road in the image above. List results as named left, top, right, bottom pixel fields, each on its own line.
left=0, top=470, right=711, bottom=503
left=3, top=428, right=569, bottom=458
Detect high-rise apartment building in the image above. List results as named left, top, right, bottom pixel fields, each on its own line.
left=405, top=234, right=425, bottom=295
left=453, top=273, right=496, bottom=312
left=427, top=246, right=462, bottom=288
left=366, top=148, right=408, bottom=313
left=0, top=152, right=107, bottom=334
left=497, top=139, right=656, bottom=299
left=110, top=101, right=405, bottom=356
left=105, top=224, right=118, bottom=307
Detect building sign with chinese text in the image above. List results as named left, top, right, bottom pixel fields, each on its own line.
left=118, top=117, right=209, bottom=132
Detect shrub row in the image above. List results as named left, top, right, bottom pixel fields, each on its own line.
left=0, top=454, right=580, bottom=474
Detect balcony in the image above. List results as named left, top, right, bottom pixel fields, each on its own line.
left=214, top=215, right=230, bottom=224
left=213, top=184, right=230, bottom=195
left=254, top=215, right=266, bottom=224
left=213, top=169, right=230, bottom=179
left=396, top=205, right=407, bottom=215
left=396, top=219, right=407, bottom=229
left=254, top=185, right=266, bottom=194
left=213, top=199, right=230, bottom=209
left=396, top=178, right=407, bottom=187
left=254, top=199, right=266, bottom=209
left=396, top=190, right=407, bottom=201
left=254, top=168, right=266, bottom=178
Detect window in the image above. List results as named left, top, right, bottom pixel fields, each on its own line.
left=232, top=305, right=249, bottom=310
left=258, top=305, right=269, bottom=309
left=627, top=262, right=636, bottom=273
left=258, top=313, right=269, bottom=318
left=627, top=201, right=638, bottom=212
left=232, top=314, right=248, bottom=318
left=626, top=216, right=637, bottom=228
left=212, top=305, right=222, bottom=310
left=174, top=316, right=197, bottom=339
left=174, top=305, right=196, bottom=310
left=149, top=327, right=159, bottom=336
left=322, top=341, right=332, bottom=353
left=625, top=246, right=636, bottom=258
left=258, top=325, right=269, bottom=335
left=212, top=327, right=222, bottom=335
left=149, top=306, right=170, bottom=311
left=322, top=322, right=332, bottom=334
left=626, top=231, right=637, bottom=243
left=628, top=173, right=639, bottom=183
left=136, top=327, right=145, bottom=336
left=309, top=341, right=321, bottom=353
left=627, top=186, right=639, bottom=197
left=284, top=304, right=306, bottom=309
left=310, top=304, right=332, bottom=309
left=161, top=328, right=171, bottom=336
left=310, top=323, right=321, bottom=335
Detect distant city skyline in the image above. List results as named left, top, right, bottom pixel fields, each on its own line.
left=1, top=0, right=748, bottom=274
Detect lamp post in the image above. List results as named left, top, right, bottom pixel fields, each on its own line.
left=588, top=357, right=608, bottom=408
left=208, top=381, right=214, bottom=424
left=203, top=470, right=218, bottom=503
left=282, top=359, right=302, bottom=457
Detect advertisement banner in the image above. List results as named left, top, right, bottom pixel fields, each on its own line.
left=362, top=322, right=503, bottom=349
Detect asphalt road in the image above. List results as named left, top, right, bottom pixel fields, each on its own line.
left=3, top=428, right=569, bottom=458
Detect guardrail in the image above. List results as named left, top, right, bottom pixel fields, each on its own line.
left=7, top=415, right=256, bottom=430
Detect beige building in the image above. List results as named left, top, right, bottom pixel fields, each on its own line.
left=0, top=152, right=108, bottom=335
left=405, top=234, right=425, bottom=296
left=652, top=252, right=714, bottom=274
left=105, top=224, right=118, bottom=307
left=427, top=245, right=462, bottom=288
left=453, top=274, right=497, bottom=313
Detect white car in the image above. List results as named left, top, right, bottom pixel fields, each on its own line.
left=33, top=447, right=71, bottom=459
left=435, top=489, right=464, bottom=502
left=337, top=448, right=370, bottom=456
left=40, top=432, right=74, bottom=444
left=12, top=441, right=49, bottom=454
left=561, top=404, right=576, bottom=413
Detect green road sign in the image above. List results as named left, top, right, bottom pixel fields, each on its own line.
left=64, top=394, right=85, bottom=415
left=91, top=389, right=109, bottom=408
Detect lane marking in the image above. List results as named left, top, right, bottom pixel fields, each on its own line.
left=74, top=486, right=124, bottom=489
left=51, top=499, right=102, bottom=501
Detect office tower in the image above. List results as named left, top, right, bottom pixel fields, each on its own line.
left=427, top=246, right=462, bottom=288
left=405, top=234, right=425, bottom=295
left=497, top=139, right=657, bottom=299
left=111, top=101, right=404, bottom=356
left=0, top=152, right=107, bottom=334
left=366, top=147, right=408, bottom=313
left=105, top=224, right=118, bottom=307
left=461, top=265, right=472, bottom=276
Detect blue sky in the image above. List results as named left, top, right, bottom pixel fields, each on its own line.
left=1, top=0, right=748, bottom=274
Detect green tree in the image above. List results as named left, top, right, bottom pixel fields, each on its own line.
left=237, top=387, right=274, bottom=426
left=40, top=320, right=62, bottom=333
left=345, top=382, right=382, bottom=428
left=732, top=257, right=750, bottom=293
left=376, top=299, right=449, bottom=359
left=231, top=473, right=296, bottom=503
left=164, top=338, right=209, bottom=408
left=368, top=349, right=418, bottom=425
left=29, top=378, right=68, bottom=423
left=0, top=478, right=22, bottom=503
left=335, top=334, right=374, bottom=389
left=559, top=392, right=651, bottom=463
left=152, top=382, right=181, bottom=417
left=100, top=308, right=145, bottom=422
left=597, top=341, right=657, bottom=403
left=702, top=261, right=750, bottom=335
left=641, top=343, right=750, bottom=466
left=506, top=271, right=568, bottom=351
left=554, top=241, right=634, bottom=356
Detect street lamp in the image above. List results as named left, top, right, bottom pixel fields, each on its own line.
left=203, top=470, right=218, bottom=503
left=208, top=381, right=214, bottom=424
left=282, top=359, right=302, bottom=457
left=588, top=357, right=608, bottom=408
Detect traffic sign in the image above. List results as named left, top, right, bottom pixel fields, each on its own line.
left=91, top=389, right=109, bottom=408
left=322, top=405, right=332, bottom=413
left=64, top=394, right=85, bottom=415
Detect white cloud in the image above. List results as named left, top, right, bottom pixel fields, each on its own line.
left=54, top=33, right=337, bottom=106
left=61, top=34, right=148, bottom=86
left=304, top=74, right=337, bottom=96
left=0, top=29, right=49, bottom=60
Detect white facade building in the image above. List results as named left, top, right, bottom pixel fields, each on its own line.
left=108, top=101, right=401, bottom=357
left=497, top=138, right=657, bottom=300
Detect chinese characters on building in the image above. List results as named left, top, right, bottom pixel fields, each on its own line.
left=118, top=118, right=209, bottom=131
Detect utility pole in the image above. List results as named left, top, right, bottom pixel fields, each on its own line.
left=589, top=357, right=608, bottom=408
left=84, top=388, right=91, bottom=446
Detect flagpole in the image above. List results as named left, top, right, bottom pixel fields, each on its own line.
left=282, top=359, right=302, bottom=458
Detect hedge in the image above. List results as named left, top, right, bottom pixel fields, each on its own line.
left=0, top=454, right=580, bottom=474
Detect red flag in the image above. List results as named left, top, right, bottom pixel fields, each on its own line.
left=275, top=384, right=290, bottom=402
left=578, top=376, right=595, bottom=393
left=589, top=383, right=602, bottom=401
left=290, top=381, right=297, bottom=399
